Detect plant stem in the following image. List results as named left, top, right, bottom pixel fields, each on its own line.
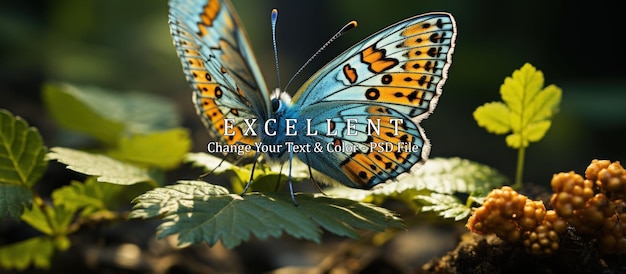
left=513, top=146, right=525, bottom=189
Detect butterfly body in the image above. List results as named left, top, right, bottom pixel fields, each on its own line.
left=169, top=0, right=456, bottom=190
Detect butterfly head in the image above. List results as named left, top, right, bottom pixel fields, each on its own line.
left=270, top=88, right=292, bottom=113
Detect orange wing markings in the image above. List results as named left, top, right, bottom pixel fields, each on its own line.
left=199, top=96, right=253, bottom=146
left=340, top=135, right=413, bottom=187
left=339, top=108, right=416, bottom=187
left=360, top=46, right=399, bottom=73
left=405, top=47, right=445, bottom=59
left=197, top=0, right=220, bottom=36
left=399, top=31, right=448, bottom=48
left=400, top=60, right=442, bottom=73
left=363, top=85, right=426, bottom=106
left=401, top=18, right=445, bottom=36
left=342, top=64, right=358, bottom=84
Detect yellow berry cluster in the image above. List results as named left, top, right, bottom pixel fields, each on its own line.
left=550, top=160, right=626, bottom=253
left=466, top=186, right=567, bottom=254
left=467, top=159, right=626, bottom=255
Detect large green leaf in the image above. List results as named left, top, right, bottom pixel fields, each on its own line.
left=130, top=180, right=404, bottom=249
left=42, top=83, right=181, bottom=144
left=0, top=236, right=57, bottom=270
left=0, top=110, right=47, bottom=187
left=0, top=110, right=47, bottom=219
left=47, top=147, right=155, bottom=186
left=108, top=128, right=191, bottom=169
left=326, top=158, right=509, bottom=220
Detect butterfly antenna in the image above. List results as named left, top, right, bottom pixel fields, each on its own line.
left=271, top=9, right=281, bottom=89
left=284, top=20, right=358, bottom=93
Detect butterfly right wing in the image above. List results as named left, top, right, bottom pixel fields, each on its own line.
left=169, top=0, right=270, bottom=146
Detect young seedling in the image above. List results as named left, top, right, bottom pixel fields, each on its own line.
left=473, top=63, right=562, bottom=188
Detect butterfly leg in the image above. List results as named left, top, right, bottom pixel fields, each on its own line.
left=241, top=150, right=261, bottom=196
left=303, top=154, right=326, bottom=195
left=288, top=150, right=298, bottom=206
left=308, top=164, right=326, bottom=196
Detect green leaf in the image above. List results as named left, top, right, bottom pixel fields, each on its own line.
left=47, top=147, right=155, bottom=185
left=473, top=102, right=511, bottom=134
left=0, top=109, right=48, bottom=187
left=0, top=184, right=33, bottom=219
left=42, top=83, right=181, bottom=144
left=527, top=84, right=561, bottom=123
left=42, top=83, right=125, bottom=144
left=417, top=193, right=470, bottom=221
left=21, top=202, right=75, bottom=236
left=130, top=180, right=404, bottom=249
left=474, top=63, right=562, bottom=149
left=184, top=152, right=237, bottom=174
left=326, top=158, right=508, bottom=220
left=184, top=152, right=310, bottom=192
left=0, top=236, right=56, bottom=270
left=51, top=177, right=127, bottom=216
left=108, top=128, right=191, bottom=169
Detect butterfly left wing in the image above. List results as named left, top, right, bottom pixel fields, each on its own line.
left=169, top=0, right=270, bottom=147
left=292, top=12, right=456, bottom=188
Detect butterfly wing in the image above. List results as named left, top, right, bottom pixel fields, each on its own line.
left=292, top=12, right=456, bottom=188
left=169, top=0, right=270, bottom=146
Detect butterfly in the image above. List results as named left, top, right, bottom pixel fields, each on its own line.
left=168, top=0, right=456, bottom=200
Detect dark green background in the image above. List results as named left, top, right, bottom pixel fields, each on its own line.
left=1, top=0, right=624, bottom=188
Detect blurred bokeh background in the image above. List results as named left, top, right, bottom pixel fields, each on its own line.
left=1, top=0, right=624, bottom=190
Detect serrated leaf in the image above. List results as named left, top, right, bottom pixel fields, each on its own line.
left=330, top=158, right=507, bottom=198
left=474, top=63, right=562, bottom=149
left=42, top=83, right=181, bottom=144
left=0, top=184, right=32, bottom=219
left=21, top=202, right=75, bottom=236
left=130, top=180, right=404, bottom=248
left=0, top=236, right=56, bottom=270
left=473, top=102, right=511, bottom=134
left=527, top=84, right=562, bottom=123
left=0, top=109, right=48, bottom=187
left=108, top=128, right=191, bottom=169
left=48, top=147, right=155, bottom=185
left=326, top=158, right=508, bottom=220
left=418, top=193, right=471, bottom=221
left=51, top=177, right=127, bottom=216
left=501, top=64, right=545, bottom=114
left=292, top=194, right=404, bottom=237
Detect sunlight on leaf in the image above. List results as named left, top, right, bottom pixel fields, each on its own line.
left=108, top=128, right=191, bottom=169
left=184, top=152, right=310, bottom=192
left=42, top=83, right=125, bottom=144
left=48, top=147, right=155, bottom=185
left=417, top=193, right=470, bottom=221
left=42, top=83, right=181, bottom=144
left=473, top=102, right=511, bottom=134
left=473, top=63, right=562, bottom=149
left=326, top=158, right=508, bottom=220
left=328, top=158, right=507, bottom=197
left=130, top=180, right=404, bottom=248
left=52, top=177, right=127, bottom=217
left=0, top=236, right=56, bottom=270
left=0, top=110, right=48, bottom=187
left=21, top=202, right=75, bottom=236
